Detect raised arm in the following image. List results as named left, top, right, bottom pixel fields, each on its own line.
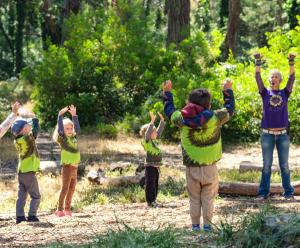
left=0, top=102, right=20, bottom=139
left=162, top=80, right=175, bottom=119
left=69, top=105, right=80, bottom=134
left=156, top=113, right=165, bottom=138
left=58, top=107, right=69, bottom=136
left=285, top=53, right=296, bottom=94
left=254, top=53, right=267, bottom=95
left=215, top=79, right=235, bottom=126
left=144, top=112, right=156, bottom=141
left=31, top=117, right=40, bottom=139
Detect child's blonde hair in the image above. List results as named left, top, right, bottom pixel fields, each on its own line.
left=52, top=118, right=74, bottom=142
left=139, top=123, right=156, bottom=137
left=269, top=69, right=282, bottom=82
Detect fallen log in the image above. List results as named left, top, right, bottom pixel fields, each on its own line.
left=219, top=181, right=300, bottom=196
left=87, top=169, right=144, bottom=187
left=239, top=161, right=300, bottom=173
left=87, top=169, right=300, bottom=196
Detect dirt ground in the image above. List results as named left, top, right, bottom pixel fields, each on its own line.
left=1, top=138, right=300, bottom=247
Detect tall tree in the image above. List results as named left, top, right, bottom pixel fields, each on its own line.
left=15, top=0, right=26, bottom=74
left=165, top=0, right=190, bottom=45
left=219, top=0, right=229, bottom=28
left=223, top=0, right=241, bottom=59
left=288, top=0, right=300, bottom=29
left=61, top=0, right=81, bottom=44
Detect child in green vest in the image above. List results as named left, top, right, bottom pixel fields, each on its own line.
left=11, top=112, right=41, bottom=224
left=53, top=105, right=80, bottom=217
left=140, top=112, right=165, bottom=207
left=162, top=79, right=235, bottom=231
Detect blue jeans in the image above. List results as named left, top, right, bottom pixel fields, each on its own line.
left=258, top=133, right=294, bottom=197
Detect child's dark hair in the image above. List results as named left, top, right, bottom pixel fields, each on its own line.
left=188, top=88, right=211, bottom=108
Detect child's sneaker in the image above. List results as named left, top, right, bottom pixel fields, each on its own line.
left=147, top=202, right=158, bottom=208
left=285, top=195, right=295, bottom=201
left=192, top=224, right=200, bottom=231
left=64, top=210, right=72, bottom=217
left=55, top=210, right=65, bottom=217
left=203, top=224, right=212, bottom=232
left=27, top=215, right=40, bottom=222
left=16, top=216, right=27, bottom=224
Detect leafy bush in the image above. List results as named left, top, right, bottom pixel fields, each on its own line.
left=96, top=123, right=118, bottom=139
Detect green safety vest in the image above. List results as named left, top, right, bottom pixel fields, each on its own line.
left=57, top=135, right=80, bottom=166
left=15, top=134, right=40, bottom=173
left=141, top=139, right=162, bottom=163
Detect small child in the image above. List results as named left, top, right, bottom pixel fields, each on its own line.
left=140, top=112, right=165, bottom=207
left=0, top=102, right=20, bottom=139
left=162, top=79, right=235, bottom=231
left=11, top=111, right=41, bottom=224
left=53, top=105, right=80, bottom=217
left=254, top=53, right=296, bottom=200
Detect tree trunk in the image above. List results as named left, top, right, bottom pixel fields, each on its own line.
left=61, top=0, right=81, bottom=44
left=219, top=181, right=300, bottom=196
left=275, top=0, right=283, bottom=27
left=15, top=0, right=26, bottom=74
left=41, top=0, right=62, bottom=49
left=223, top=0, right=241, bottom=59
left=165, top=0, right=190, bottom=46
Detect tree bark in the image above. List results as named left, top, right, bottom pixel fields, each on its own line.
left=15, top=0, right=26, bottom=74
left=165, top=0, right=190, bottom=46
left=223, top=0, right=241, bottom=59
left=219, top=181, right=300, bottom=196
left=61, top=0, right=81, bottom=44
left=41, top=0, right=61, bottom=49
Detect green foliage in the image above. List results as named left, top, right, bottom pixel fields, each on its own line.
left=96, top=123, right=118, bottom=139
left=46, top=226, right=183, bottom=248
left=0, top=78, right=32, bottom=120
left=219, top=169, right=300, bottom=183
left=216, top=207, right=300, bottom=248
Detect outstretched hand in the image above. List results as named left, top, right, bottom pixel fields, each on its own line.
left=149, top=112, right=156, bottom=124
left=68, top=104, right=77, bottom=116
left=253, top=52, right=262, bottom=60
left=157, top=112, right=164, bottom=122
left=223, top=79, right=233, bottom=91
left=162, top=80, right=172, bottom=92
left=59, top=107, right=69, bottom=116
left=12, top=101, right=20, bottom=115
left=288, top=53, right=296, bottom=66
left=288, top=53, right=296, bottom=60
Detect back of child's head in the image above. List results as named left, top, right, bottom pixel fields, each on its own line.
left=11, top=119, right=28, bottom=137
left=139, top=123, right=156, bottom=137
left=188, top=88, right=211, bottom=109
left=52, top=118, right=74, bottom=142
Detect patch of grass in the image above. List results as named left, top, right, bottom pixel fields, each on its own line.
left=74, top=176, right=187, bottom=209
left=219, top=169, right=300, bottom=183
left=44, top=226, right=194, bottom=248
left=0, top=137, right=17, bottom=162
left=215, top=206, right=300, bottom=248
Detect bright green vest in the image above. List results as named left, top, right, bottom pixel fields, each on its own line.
left=15, top=135, right=40, bottom=173
left=141, top=140, right=162, bottom=163
left=57, top=135, right=80, bottom=166
left=172, top=111, right=222, bottom=166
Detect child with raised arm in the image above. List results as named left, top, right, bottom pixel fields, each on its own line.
left=53, top=105, right=80, bottom=217
left=162, top=79, right=235, bottom=231
left=0, top=102, right=20, bottom=139
left=140, top=112, right=165, bottom=208
left=11, top=111, right=41, bottom=224
left=254, top=53, right=296, bottom=200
